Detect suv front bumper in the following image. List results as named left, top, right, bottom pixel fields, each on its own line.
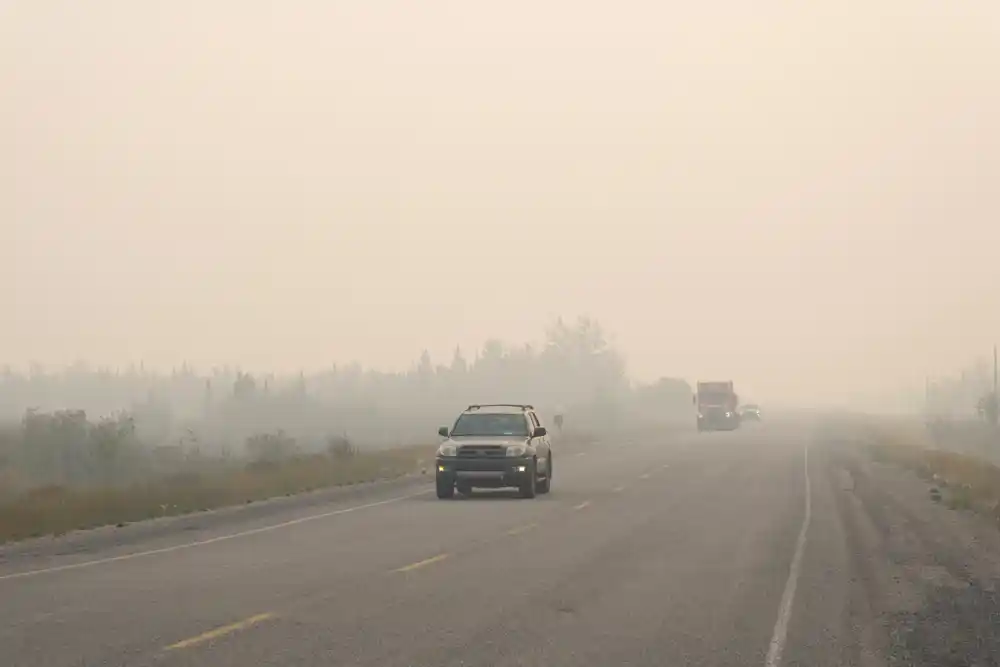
left=436, top=457, right=532, bottom=488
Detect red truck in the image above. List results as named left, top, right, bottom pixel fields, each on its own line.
left=694, top=381, right=740, bottom=431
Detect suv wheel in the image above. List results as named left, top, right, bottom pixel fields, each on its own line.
left=537, top=456, right=552, bottom=494
left=436, top=478, right=455, bottom=499
left=519, top=462, right=537, bottom=499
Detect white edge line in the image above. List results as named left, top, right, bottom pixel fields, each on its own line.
left=0, top=489, right=431, bottom=582
left=764, top=444, right=811, bottom=667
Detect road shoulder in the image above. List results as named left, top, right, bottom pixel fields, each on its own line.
left=821, top=440, right=1000, bottom=666
left=0, top=472, right=432, bottom=575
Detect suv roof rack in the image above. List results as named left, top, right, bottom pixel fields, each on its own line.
left=466, top=404, right=534, bottom=411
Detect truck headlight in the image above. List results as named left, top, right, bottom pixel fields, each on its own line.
left=506, top=445, right=527, bottom=457
left=437, top=444, right=457, bottom=457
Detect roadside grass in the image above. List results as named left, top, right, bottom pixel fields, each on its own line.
left=0, top=444, right=435, bottom=544
left=866, top=424, right=1000, bottom=521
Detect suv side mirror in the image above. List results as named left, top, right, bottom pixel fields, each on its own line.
left=438, top=426, right=449, bottom=437
left=533, top=426, right=547, bottom=438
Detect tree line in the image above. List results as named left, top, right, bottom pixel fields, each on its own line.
left=0, top=318, right=694, bottom=491
left=925, top=355, right=997, bottom=424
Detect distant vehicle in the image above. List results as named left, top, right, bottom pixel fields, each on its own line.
left=740, top=404, right=761, bottom=421
left=435, top=404, right=553, bottom=499
left=694, top=381, right=741, bottom=431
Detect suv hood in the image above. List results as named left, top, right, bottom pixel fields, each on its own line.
left=446, top=436, right=530, bottom=448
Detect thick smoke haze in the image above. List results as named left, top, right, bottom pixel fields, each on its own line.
left=6, top=1, right=1000, bottom=407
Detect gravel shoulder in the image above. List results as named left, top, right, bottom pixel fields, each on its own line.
left=829, top=440, right=1000, bottom=666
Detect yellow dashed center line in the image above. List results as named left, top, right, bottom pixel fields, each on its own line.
left=166, top=612, right=276, bottom=651
left=392, top=553, right=450, bottom=573
left=573, top=500, right=592, bottom=511
left=506, top=522, right=540, bottom=536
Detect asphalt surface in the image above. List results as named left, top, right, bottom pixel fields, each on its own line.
left=0, top=421, right=952, bottom=666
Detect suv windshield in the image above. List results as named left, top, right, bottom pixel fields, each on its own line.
left=451, top=413, right=530, bottom=437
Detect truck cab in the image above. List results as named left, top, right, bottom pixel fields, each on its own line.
left=695, top=381, right=741, bottom=431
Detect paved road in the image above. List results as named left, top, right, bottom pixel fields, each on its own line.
left=0, top=422, right=871, bottom=666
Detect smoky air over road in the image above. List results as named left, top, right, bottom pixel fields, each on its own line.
left=5, top=0, right=1000, bottom=409
left=5, top=1, right=1000, bottom=665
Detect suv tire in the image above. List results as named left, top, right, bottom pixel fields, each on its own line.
left=519, top=462, right=537, bottom=499
left=436, top=478, right=455, bottom=499
left=537, top=456, right=552, bottom=494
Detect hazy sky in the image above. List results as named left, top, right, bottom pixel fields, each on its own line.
left=5, top=1, right=1000, bottom=405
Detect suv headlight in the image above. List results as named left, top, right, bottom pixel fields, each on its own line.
left=506, top=445, right=527, bottom=457
left=437, top=444, right=457, bottom=457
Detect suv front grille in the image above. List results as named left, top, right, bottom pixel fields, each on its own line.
left=458, top=446, right=506, bottom=458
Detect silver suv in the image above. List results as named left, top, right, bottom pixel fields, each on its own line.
left=435, top=404, right=553, bottom=499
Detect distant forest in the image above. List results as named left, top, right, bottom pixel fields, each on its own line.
left=0, top=318, right=694, bottom=490
left=925, top=355, right=998, bottom=419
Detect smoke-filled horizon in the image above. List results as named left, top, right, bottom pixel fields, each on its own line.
left=7, top=1, right=1000, bottom=408
left=2, top=320, right=987, bottom=416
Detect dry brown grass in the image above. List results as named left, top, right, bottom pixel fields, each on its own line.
left=867, top=424, right=1000, bottom=519
left=0, top=444, right=435, bottom=544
